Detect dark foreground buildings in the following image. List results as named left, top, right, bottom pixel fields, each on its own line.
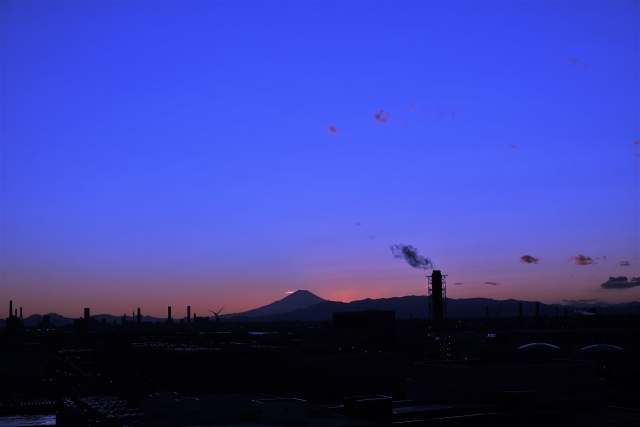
left=1, top=301, right=639, bottom=426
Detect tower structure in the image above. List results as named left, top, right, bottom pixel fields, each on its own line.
left=427, top=270, right=447, bottom=330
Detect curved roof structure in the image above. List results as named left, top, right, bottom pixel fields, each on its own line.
left=579, top=344, right=623, bottom=352
left=517, top=342, right=560, bottom=351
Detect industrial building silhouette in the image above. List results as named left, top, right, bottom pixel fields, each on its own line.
left=2, top=273, right=640, bottom=426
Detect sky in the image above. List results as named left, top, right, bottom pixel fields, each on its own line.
left=1, top=0, right=639, bottom=319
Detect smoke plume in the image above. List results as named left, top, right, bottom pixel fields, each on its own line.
left=390, top=244, right=434, bottom=270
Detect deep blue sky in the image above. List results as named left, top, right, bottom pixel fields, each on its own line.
left=2, top=0, right=639, bottom=318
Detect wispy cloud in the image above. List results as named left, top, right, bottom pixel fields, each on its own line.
left=568, top=57, right=589, bottom=69
left=601, top=276, right=640, bottom=289
left=374, top=109, right=391, bottom=123
left=484, top=281, right=499, bottom=286
left=620, top=261, right=631, bottom=267
left=562, top=298, right=599, bottom=305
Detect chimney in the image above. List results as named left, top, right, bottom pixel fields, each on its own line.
left=427, top=270, right=447, bottom=331
left=19, top=307, right=23, bottom=319
left=431, top=270, right=443, bottom=326
left=137, top=307, right=141, bottom=324
left=9, top=300, right=12, bottom=318
left=187, top=306, right=191, bottom=324
left=168, top=306, right=172, bottom=322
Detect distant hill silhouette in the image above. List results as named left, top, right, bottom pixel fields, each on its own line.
left=2, top=290, right=639, bottom=327
left=222, top=291, right=640, bottom=322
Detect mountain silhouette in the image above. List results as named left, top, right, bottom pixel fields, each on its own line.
left=222, top=295, right=640, bottom=322
left=3, top=294, right=639, bottom=327
left=224, top=290, right=326, bottom=319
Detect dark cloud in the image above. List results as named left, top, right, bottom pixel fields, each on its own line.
left=520, top=255, right=540, bottom=264
left=572, top=254, right=596, bottom=266
left=601, top=276, right=640, bottom=289
left=620, top=261, right=631, bottom=267
left=484, top=281, right=499, bottom=286
left=390, top=244, right=434, bottom=270
left=454, top=282, right=464, bottom=286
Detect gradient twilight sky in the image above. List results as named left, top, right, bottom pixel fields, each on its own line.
left=1, top=0, right=639, bottom=319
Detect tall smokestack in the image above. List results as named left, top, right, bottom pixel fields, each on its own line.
left=432, top=270, right=443, bottom=323
left=168, top=306, right=172, bottom=322
left=427, top=270, right=447, bottom=331
left=187, top=306, right=191, bottom=324
left=9, top=300, right=12, bottom=318
left=137, top=308, right=141, bottom=325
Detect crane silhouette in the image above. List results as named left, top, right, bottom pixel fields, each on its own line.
left=208, top=306, right=225, bottom=323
